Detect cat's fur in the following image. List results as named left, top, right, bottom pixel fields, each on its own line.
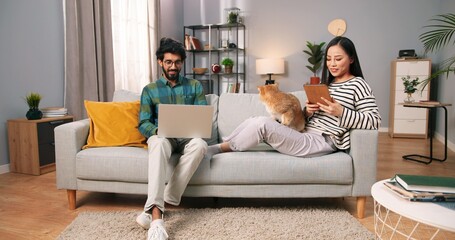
left=258, top=84, right=306, bottom=132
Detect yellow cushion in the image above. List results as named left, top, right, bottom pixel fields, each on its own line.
left=83, top=100, right=146, bottom=149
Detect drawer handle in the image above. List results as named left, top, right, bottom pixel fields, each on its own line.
left=406, top=120, right=416, bottom=122
left=50, top=120, right=64, bottom=125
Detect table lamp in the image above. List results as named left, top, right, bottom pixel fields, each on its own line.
left=256, top=58, right=285, bottom=85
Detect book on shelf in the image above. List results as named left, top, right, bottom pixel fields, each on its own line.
left=184, top=34, right=191, bottom=50
left=227, top=83, right=240, bottom=93
left=383, top=180, right=455, bottom=202
left=41, top=107, right=68, bottom=118
left=419, top=100, right=440, bottom=105
left=394, top=174, right=455, bottom=194
left=190, top=36, right=203, bottom=50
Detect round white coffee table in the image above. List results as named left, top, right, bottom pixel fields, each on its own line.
left=371, top=180, right=455, bottom=239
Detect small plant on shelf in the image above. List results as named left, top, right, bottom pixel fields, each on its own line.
left=221, top=57, right=234, bottom=73
left=24, top=92, right=43, bottom=120
left=402, top=75, right=420, bottom=94
left=303, top=41, right=326, bottom=84
left=25, top=92, right=42, bottom=109
left=402, top=75, right=420, bottom=103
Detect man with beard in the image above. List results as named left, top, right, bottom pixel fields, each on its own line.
left=136, top=37, right=208, bottom=240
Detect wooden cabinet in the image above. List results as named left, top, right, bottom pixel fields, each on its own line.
left=388, top=59, right=431, bottom=138
left=7, top=116, right=73, bottom=175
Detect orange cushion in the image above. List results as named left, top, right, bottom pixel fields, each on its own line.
left=83, top=100, right=146, bottom=149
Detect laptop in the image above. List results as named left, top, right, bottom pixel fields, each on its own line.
left=157, top=104, right=214, bottom=139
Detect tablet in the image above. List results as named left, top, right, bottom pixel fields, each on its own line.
left=303, top=84, right=333, bottom=106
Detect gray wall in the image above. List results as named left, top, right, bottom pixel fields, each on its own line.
left=183, top=0, right=455, bottom=148
left=0, top=0, right=64, bottom=170
left=436, top=0, right=455, bottom=146
left=0, top=0, right=454, bottom=170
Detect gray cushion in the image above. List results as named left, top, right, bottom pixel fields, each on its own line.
left=201, top=151, right=353, bottom=185
left=217, top=91, right=307, bottom=139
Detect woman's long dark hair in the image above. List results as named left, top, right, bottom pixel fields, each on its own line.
left=321, top=36, right=363, bottom=85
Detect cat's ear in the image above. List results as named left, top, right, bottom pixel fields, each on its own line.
left=274, top=83, right=279, bottom=88
left=257, top=86, right=263, bottom=93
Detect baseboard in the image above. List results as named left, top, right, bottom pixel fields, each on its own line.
left=434, top=132, right=455, bottom=153
left=0, top=164, right=10, bottom=175
left=379, top=127, right=388, bottom=133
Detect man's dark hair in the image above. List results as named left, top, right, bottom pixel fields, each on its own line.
left=155, top=37, right=186, bottom=61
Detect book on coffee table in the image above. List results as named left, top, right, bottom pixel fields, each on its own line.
left=394, top=174, right=455, bottom=194
left=384, top=180, right=455, bottom=202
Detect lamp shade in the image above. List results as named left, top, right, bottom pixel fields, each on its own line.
left=256, top=58, right=285, bottom=75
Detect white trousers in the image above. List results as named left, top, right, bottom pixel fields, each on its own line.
left=223, top=116, right=336, bottom=157
left=144, top=136, right=207, bottom=213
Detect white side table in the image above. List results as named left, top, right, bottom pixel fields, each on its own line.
left=371, top=180, right=455, bottom=239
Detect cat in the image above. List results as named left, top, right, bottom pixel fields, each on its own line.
left=258, top=83, right=306, bottom=132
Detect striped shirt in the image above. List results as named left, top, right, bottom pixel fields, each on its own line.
left=305, top=77, right=381, bottom=150
left=138, top=75, right=207, bottom=138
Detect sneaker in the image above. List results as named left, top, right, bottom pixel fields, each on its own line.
left=136, top=211, right=152, bottom=229
left=147, top=219, right=169, bottom=240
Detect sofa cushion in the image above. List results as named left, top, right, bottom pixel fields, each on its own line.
left=75, top=147, right=352, bottom=186
left=217, top=91, right=307, bottom=140
left=113, top=89, right=141, bottom=102
left=83, top=100, right=146, bottom=149
left=196, top=151, right=353, bottom=185
left=75, top=147, right=179, bottom=183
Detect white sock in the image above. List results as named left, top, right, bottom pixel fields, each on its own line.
left=205, top=144, right=222, bottom=160
left=151, top=219, right=164, bottom=226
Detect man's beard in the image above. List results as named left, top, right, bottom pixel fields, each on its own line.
left=162, top=66, right=180, bottom=81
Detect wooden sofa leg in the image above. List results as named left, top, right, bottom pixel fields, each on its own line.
left=356, top=196, right=366, bottom=219
left=67, top=190, right=76, bottom=210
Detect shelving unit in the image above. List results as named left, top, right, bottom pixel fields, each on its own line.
left=183, top=23, right=246, bottom=95
left=388, top=59, right=431, bottom=138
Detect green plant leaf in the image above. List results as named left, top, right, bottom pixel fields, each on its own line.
left=303, top=41, right=326, bottom=77
left=419, top=13, right=455, bottom=53
left=418, top=13, right=455, bottom=90
left=24, top=92, right=42, bottom=109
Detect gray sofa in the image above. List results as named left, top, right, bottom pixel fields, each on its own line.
left=55, top=89, right=378, bottom=218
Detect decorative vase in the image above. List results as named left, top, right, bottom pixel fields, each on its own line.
left=211, top=63, right=221, bottom=73
left=26, top=108, right=43, bottom=120
left=404, top=93, right=415, bottom=103
left=224, top=65, right=233, bottom=74
left=310, top=77, right=320, bottom=85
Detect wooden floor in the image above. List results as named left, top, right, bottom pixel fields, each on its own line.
left=1, top=132, right=454, bottom=239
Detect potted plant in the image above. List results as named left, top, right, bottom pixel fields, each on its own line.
left=226, top=8, right=240, bottom=24
left=402, top=75, right=420, bottom=103
left=221, top=57, right=234, bottom=73
left=419, top=13, right=455, bottom=89
left=24, top=92, right=43, bottom=120
left=303, top=41, right=326, bottom=84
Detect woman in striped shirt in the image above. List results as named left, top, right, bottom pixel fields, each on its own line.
left=207, top=36, right=381, bottom=157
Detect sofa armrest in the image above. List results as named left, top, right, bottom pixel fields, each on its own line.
left=55, top=119, right=90, bottom=190
left=348, top=129, right=378, bottom=196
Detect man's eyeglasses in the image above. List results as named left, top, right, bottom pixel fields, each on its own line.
left=163, top=60, right=183, bottom=67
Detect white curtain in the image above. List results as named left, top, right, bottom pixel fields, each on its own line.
left=111, top=0, right=160, bottom=93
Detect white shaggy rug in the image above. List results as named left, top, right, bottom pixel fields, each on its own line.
left=57, top=207, right=374, bottom=240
